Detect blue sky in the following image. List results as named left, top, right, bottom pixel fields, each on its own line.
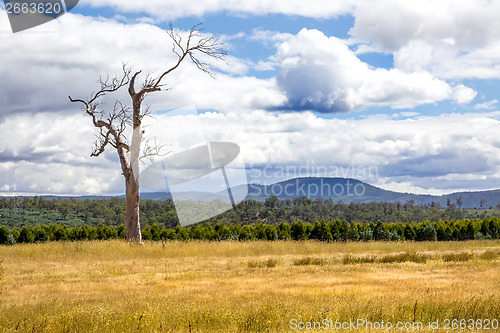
left=1, top=0, right=500, bottom=196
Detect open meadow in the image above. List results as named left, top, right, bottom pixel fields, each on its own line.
left=1, top=240, right=499, bottom=332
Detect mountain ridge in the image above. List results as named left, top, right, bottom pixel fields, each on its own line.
left=206, top=177, right=500, bottom=209
left=3, top=177, right=500, bottom=209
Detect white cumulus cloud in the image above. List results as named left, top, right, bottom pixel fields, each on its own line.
left=274, top=29, right=474, bottom=113
left=0, top=11, right=285, bottom=117
left=474, top=100, right=498, bottom=111
left=350, top=0, right=500, bottom=79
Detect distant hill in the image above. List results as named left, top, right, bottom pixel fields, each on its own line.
left=239, top=177, right=402, bottom=202
left=139, top=177, right=500, bottom=209
left=236, top=177, right=500, bottom=209
left=5, top=177, right=500, bottom=209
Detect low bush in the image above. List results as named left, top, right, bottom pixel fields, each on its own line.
left=442, top=252, right=473, bottom=262
left=293, top=257, right=328, bottom=266
left=247, top=258, right=278, bottom=268
left=343, top=255, right=376, bottom=264
left=379, top=252, right=428, bottom=264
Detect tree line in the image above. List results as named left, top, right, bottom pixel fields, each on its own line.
left=1, top=217, right=498, bottom=245
left=1, top=196, right=498, bottom=231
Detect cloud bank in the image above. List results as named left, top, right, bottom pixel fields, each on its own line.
left=0, top=1, right=499, bottom=196
left=274, top=29, right=475, bottom=113
left=3, top=110, right=500, bottom=195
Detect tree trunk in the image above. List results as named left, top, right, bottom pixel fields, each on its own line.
left=125, top=174, right=142, bottom=242
left=125, top=80, right=143, bottom=243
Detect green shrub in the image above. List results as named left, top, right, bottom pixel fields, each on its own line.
left=33, top=226, right=49, bottom=242
left=17, top=227, right=35, bottom=243
left=141, top=225, right=152, bottom=241
left=291, top=221, right=308, bottom=241
left=52, top=225, right=70, bottom=241
left=117, top=225, right=126, bottom=239
left=238, top=225, right=253, bottom=241
left=160, top=228, right=177, bottom=240
left=0, top=225, right=10, bottom=245
left=6, top=235, right=16, bottom=245
left=175, top=225, right=189, bottom=240
left=11, top=228, right=19, bottom=242
left=419, top=225, right=438, bottom=241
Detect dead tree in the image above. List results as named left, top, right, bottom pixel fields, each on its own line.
left=69, top=24, right=226, bottom=242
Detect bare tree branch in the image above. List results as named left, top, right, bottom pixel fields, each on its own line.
left=151, top=23, right=227, bottom=91
left=123, top=24, right=226, bottom=131
left=140, top=137, right=169, bottom=162
left=85, top=63, right=131, bottom=107
left=90, top=128, right=109, bottom=157
left=69, top=64, right=132, bottom=157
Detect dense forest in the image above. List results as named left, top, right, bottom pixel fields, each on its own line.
left=1, top=196, right=500, bottom=245
left=0, top=195, right=498, bottom=230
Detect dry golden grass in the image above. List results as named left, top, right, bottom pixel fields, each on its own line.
left=0, top=240, right=499, bottom=332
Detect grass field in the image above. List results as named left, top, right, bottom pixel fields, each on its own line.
left=1, top=240, right=499, bottom=332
